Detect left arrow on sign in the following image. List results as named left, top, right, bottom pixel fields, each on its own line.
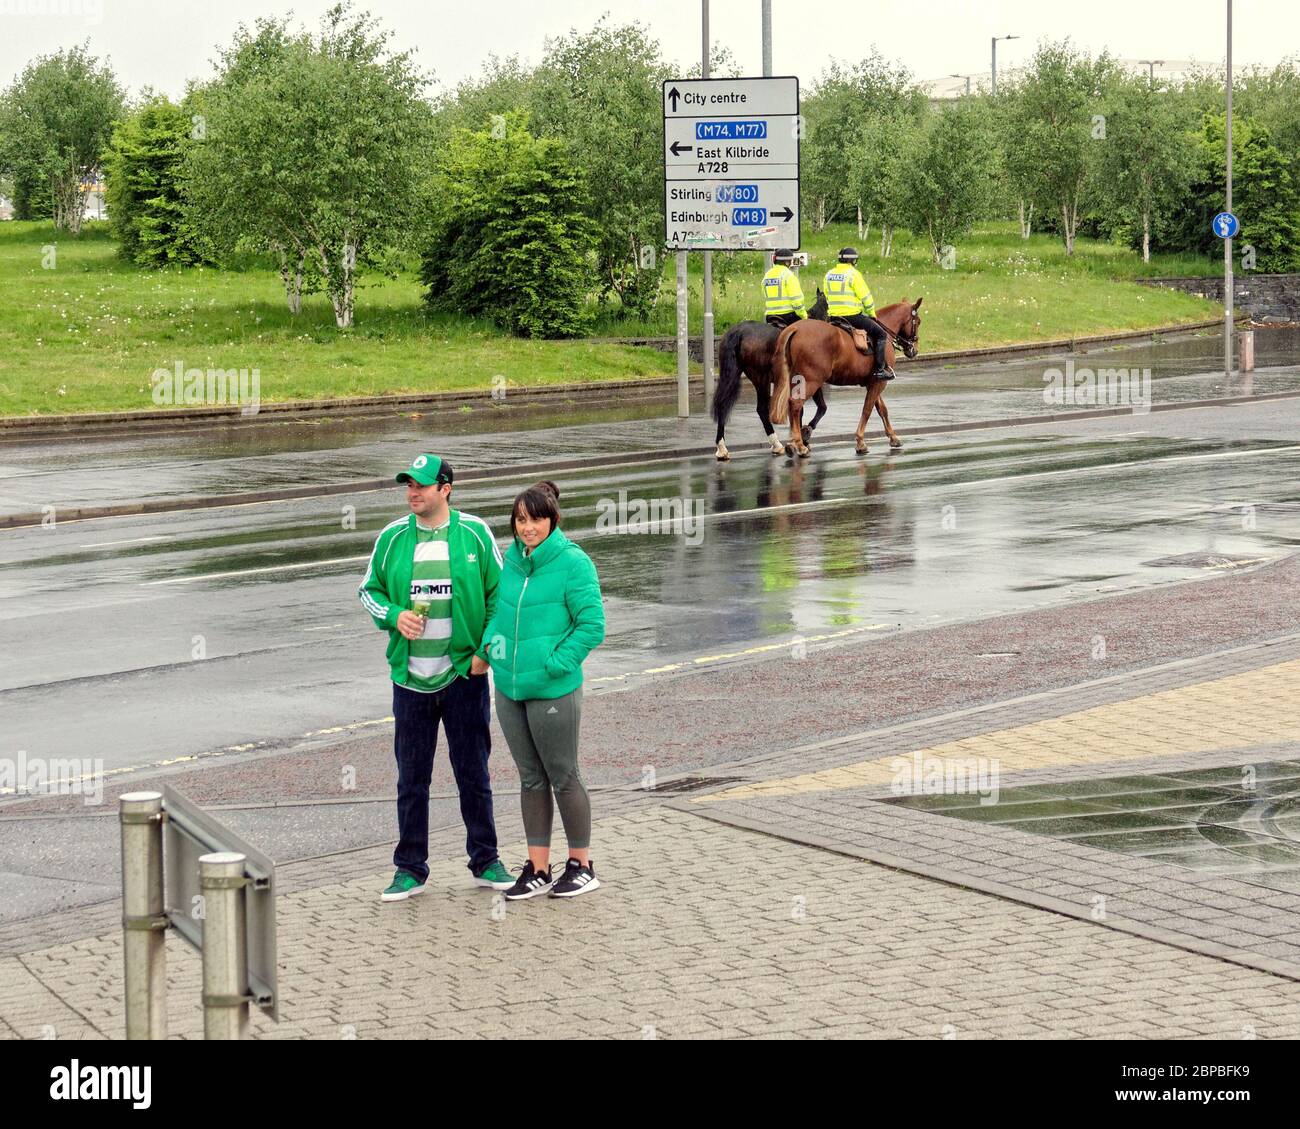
left=669, top=141, right=694, bottom=157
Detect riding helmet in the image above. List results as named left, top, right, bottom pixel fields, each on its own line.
left=773, top=248, right=794, bottom=264
left=838, top=247, right=859, bottom=262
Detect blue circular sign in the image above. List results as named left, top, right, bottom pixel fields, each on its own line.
left=1212, top=212, right=1240, bottom=239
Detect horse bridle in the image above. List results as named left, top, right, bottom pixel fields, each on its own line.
left=879, top=312, right=919, bottom=359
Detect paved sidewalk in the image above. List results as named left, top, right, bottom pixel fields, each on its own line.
left=4, top=804, right=1300, bottom=1041
left=5, top=630, right=1300, bottom=1038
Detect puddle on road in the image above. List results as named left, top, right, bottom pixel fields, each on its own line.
left=883, top=760, right=1300, bottom=894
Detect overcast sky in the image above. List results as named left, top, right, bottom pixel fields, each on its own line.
left=3, top=0, right=1296, bottom=97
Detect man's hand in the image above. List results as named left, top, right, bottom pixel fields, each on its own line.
left=469, top=655, right=489, bottom=675
left=396, top=610, right=425, bottom=640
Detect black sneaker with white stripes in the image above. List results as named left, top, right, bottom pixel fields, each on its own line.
left=503, top=860, right=553, bottom=900
left=549, top=858, right=599, bottom=898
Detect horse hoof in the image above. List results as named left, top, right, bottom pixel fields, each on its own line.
left=715, top=442, right=731, bottom=461
left=855, top=442, right=868, bottom=455
left=782, top=443, right=795, bottom=458
left=889, top=439, right=903, bottom=450
left=797, top=445, right=812, bottom=459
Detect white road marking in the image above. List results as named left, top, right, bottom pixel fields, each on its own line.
left=145, top=556, right=368, bottom=584
left=80, top=535, right=168, bottom=548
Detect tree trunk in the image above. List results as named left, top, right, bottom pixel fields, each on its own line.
left=1018, top=199, right=1034, bottom=239
left=1062, top=203, right=1074, bottom=256
left=52, top=162, right=86, bottom=235
left=856, top=204, right=863, bottom=240
left=331, top=239, right=355, bottom=329
left=1142, top=209, right=1150, bottom=263
left=274, top=245, right=304, bottom=314
left=817, top=197, right=825, bottom=231
left=880, top=223, right=893, bottom=258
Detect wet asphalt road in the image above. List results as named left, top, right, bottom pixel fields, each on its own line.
left=3, top=333, right=1300, bottom=924
left=3, top=399, right=1300, bottom=777
left=3, top=328, right=1300, bottom=519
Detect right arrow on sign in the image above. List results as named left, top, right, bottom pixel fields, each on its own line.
left=772, top=207, right=794, bottom=222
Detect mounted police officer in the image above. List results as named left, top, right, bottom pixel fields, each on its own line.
left=761, top=248, right=807, bottom=328
left=823, top=247, right=894, bottom=379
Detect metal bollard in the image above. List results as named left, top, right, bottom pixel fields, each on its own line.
left=120, top=791, right=168, bottom=1040
left=1240, top=329, right=1255, bottom=372
left=200, top=852, right=251, bottom=1039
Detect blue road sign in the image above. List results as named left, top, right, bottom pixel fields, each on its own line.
left=1212, top=212, right=1240, bottom=239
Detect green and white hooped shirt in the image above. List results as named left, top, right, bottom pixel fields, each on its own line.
left=407, top=519, right=456, bottom=692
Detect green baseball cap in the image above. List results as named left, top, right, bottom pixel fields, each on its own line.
left=395, top=453, right=453, bottom=486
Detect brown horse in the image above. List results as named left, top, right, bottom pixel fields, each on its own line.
left=711, top=289, right=903, bottom=461
left=770, top=299, right=923, bottom=456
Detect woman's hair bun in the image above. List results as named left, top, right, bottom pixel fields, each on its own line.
left=536, top=480, right=560, bottom=500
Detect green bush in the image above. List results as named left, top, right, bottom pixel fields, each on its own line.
left=1165, top=114, right=1300, bottom=272
left=420, top=113, right=597, bottom=338
left=102, top=97, right=205, bottom=266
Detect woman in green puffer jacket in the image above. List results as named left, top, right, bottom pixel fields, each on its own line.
left=485, top=481, right=606, bottom=900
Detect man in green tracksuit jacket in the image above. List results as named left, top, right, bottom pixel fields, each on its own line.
left=357, top=453, right=514, bottom=901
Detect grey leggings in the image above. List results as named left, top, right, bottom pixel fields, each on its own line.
left=494, top=688, right=590, bottom=851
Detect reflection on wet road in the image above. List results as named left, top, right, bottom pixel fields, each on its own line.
left=3, top=422, right=1300, bottom=772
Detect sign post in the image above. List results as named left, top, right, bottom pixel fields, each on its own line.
left=663, top=74, right=800, bottom=419
left=1224, top=0, right=1234, bottom=380
left=701, top=1, right=713, bottom=410
left=1214, top=208, right=1239, bottom=379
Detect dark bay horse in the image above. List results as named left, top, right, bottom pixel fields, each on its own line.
left=771, top=298, right=923, bottom=457
left=710, top=290, right=902, bottom=460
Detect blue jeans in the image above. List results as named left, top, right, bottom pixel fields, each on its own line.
left=393, top=675, right=498, bottom=882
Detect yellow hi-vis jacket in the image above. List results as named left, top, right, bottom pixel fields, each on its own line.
left=823, top=263, right=876, bottom=318
left=761, top=265, right=807, bottom=319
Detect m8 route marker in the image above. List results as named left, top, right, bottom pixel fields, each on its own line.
left=663, top=76, right=800, bottom=252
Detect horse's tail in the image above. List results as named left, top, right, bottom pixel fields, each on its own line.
left=711, top=324, right=745, bottom=428
left=770, top=324, right=797, bottom=425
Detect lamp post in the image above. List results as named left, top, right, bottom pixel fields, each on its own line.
left=991, top=34, right=1019, bottom=94
left=949, top=73, right=971, bottom=96
left=1137, top=58, right=1165, bottom=84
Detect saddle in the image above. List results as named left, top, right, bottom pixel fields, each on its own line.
left=829, top=317, right=872, bottom=355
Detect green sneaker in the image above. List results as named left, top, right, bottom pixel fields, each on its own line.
left=381, top=870, right=426, bottom=902
left=472, top=860, right=514, bottom=890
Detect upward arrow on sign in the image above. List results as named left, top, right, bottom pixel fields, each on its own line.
left=668, top=87, right=680, bottom=112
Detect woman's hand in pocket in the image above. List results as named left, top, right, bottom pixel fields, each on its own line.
left=470, top=655, right=490, bottom=676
